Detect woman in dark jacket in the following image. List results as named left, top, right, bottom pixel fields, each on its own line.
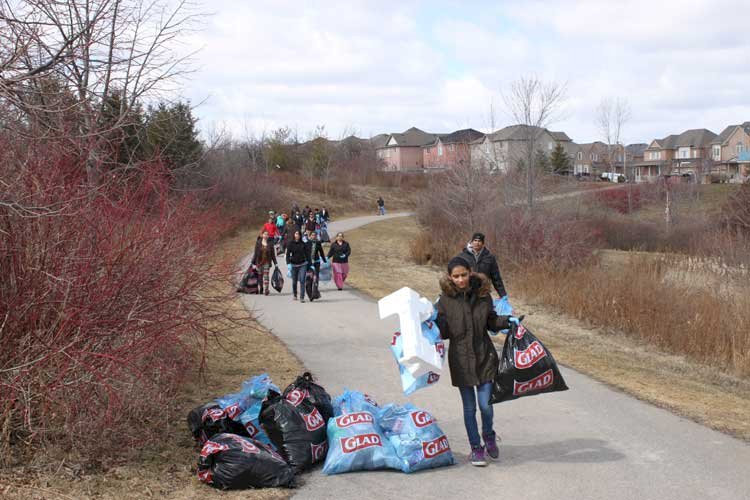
left=285, top=230, right=311, bottom=302
left=436, top=256, right=509, bottom=467
left=250, top=230, right=278, bottom=295
left=327, top=232, right=351, bottom=290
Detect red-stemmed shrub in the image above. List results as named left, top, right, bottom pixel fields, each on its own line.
left=0, top=139, right=237, bottom=463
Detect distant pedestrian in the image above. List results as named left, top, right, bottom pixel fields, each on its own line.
left=262, top=216, right=278, bottom=241
left=436, top=256, right=510, bottom=466
left=251, top=230, right=278, bottom=296
left=286, top=230, right=311, bottom=302
left=327, top=232, right=352, bottom=290
left=459, top=232, right=507, bottom=298
left=305, top=212, right=317, bottom=235
left=320, top=206, right=330, bottom=223
left=377, top=196, right=385, bottom=216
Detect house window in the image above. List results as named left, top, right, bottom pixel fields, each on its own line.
left=449, top=144, right=455, bottom=151
left=438, top=143, right=443, bottom=156
left=678, top=147, right=690, bottom=159
left=577, top=152, right=583, bottom=160
left=590, top=153, right=598, bottom=161
left=738, top=143, right=745, bottom=154
left=713, top=145, right=721, bottom=160
left=548, top=142, right=554, bottom=151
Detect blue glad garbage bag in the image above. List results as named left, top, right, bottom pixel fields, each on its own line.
left=323, top=390, right=399, bottom=475
left=197, top=433, right=295, bottom=489
left=318, top=261, right=332, bottom=282
left=388, top=312, right=445, bottom=395
left=378, top=403, right=456, bottom=473
left=490, top=296, right=514, bottom=336
left=259, top=390, right=329, bottom=473
left=490, top=319, right=569, bottom=404
left=215, top=373, right=279, bottom=418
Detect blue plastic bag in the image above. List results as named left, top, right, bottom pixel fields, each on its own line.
left=332, top=389, right=381, bottom=417
left=389, top=315, right=445, bottom=395
left=286, top=263, right=292, bottom=278
left=490, top=296, right=514, bottom=336
left=318, top=261, right=332, bottom=282
left=237, top=400, right=275, bottom=448
left=214, top=373, right=279, bottom=427
left=322, top=391, right=400, bottom=475
left=378, top=403, right=456, bottom=473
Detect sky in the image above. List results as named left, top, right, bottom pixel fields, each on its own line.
left=181, top=0, right=750, bottom=145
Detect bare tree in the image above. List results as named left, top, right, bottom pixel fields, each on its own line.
left=0, top=0, right=201, bottom=183
left=596, top=97, right=631, bottom=172
left=503, top=76, right=566, bottom=210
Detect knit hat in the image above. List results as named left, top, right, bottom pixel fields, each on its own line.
left=447, top=256, right=471, bottom=274
left=471, top=232, right=485, bottom=243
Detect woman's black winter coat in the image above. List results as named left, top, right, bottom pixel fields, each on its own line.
left=286, top=240, right=310, bottom=265
left=436, top=273, right=509, bottom=387
left=327, top=241, right=351, bottom=263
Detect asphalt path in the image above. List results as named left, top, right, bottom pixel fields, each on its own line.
left=239, top=213, right=750, bottom=500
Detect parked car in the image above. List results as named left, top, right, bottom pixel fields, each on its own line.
left=600, top=172, right=626, bottom=183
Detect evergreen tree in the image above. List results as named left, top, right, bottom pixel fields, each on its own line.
left=144, top=101, right=202, bottom=169
left=550, top=142, right=572, bottom=174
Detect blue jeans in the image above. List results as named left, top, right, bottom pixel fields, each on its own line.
left=378, top=206, right=385, bottom=215
left=458, top=382, right=494, bottom=448
left=291, top=263, right=308, bottom=299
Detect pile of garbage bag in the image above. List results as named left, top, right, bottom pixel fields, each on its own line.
left=189, top=375, right=454, bottom=489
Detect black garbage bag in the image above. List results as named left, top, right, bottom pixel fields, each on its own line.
left=271, top=266, right=284, bottom=293
left=259, top=390, right=328, bottom=473
left=197, top=433, right=295, bottom=489
left=187, top=403, right=249, bottom=445
left=282, top=372, right=333, bottom=421
left=237, top=265, right=260, bottom=294
left=490, top=321, right=569, bottom=404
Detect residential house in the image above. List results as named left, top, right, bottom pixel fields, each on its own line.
left=570, top=141, right=608, bottom=176
left=423, top=128, right=484, bottom=170
left=710, top=122, right=750, bottom=182
left=376, top=127, right=440, bottom=171
left=469, top=125, right=565, bottom=172
left=635, top=129, right=717, bottom=183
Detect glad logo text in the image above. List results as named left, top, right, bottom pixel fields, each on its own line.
left=427, top=372, right=440, bottom=384
left=285, top=388, right=308, bottom=407
left=311, top=441, right=328, bottom=462
left=410, top=411, right=434, bottom=428
left=336, top=412, right=374, bottom=428
left=514, top=324, right=527, bottom=340
left=514, top=341, right=547, bottom=369
left=200, top=440, right=229, bottom=458
left=513, top=369, right=554, bottom=396
left=341, top=433, right=382, bottom=454
left=303, top=407, right=325, bottom=431
left=422, top=435, right=450, bottom=459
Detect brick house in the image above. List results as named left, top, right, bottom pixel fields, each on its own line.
left=710, top=122, right=750, bottom=182
left=635, top=129, right=717, bottom=183
left=376, top=127, right=440, bottom=171
left=423, top=128, right=484, bottom=170
left=469, top=125, right=565, bottom=172
left=569, top=141, right=608, bottom=176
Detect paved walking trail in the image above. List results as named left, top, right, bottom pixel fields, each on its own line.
left=240, top=213, right=750, bottom=500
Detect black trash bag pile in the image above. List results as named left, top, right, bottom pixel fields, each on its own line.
left=191, top=372, right=333, bottom=490
left=491, top=320, right=569, bottom=404
left=197, top=433, right=295, bottom=489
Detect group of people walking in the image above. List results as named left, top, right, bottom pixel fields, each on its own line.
left=247, top=203, right=352, bottom=302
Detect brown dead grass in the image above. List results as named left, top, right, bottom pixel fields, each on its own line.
left=0, top=228, right=303, bottom=500
left=345, top=216, right=750, bottom=441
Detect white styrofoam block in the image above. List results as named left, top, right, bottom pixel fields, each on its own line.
left=378, top=287, right=443, bottom=377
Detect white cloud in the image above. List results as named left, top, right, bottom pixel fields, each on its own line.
left=182, top=0, right=750, bottom=144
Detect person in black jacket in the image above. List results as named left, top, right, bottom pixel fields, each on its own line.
left=327, top=232, right=351, bottom=290
left=458, top=232, right=507, bottom=298
left=436, top=256, right=510, bottom=467
left=285, top=230, right=311, bottom=302
left=305, top=231, right=328, bottom=302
